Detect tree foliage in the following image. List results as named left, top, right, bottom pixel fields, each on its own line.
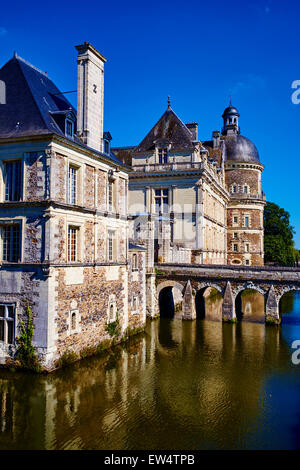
left=264, top=201, right=297, bottom=265
left=16, top=305, right=40, bottom=372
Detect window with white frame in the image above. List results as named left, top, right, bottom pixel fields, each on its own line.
left=108, top=180, right=114, bottom=211
left=243, top=185, right=249, bottom=194
left=0, top=304, right=15, bottom=345
left=245, top=243, right=250, bottom=252
left=4, top=160, right=22, bottom=201
left=65, top=119, right=74, bottom=138
left=107, top=297, right=116, bottom=323
left=132, top=296, right=138, bottom=313
left=108, top=230, right=115, bottom=262
left=233, top=243, right=238, bottom=252
left=2, top=224, right=21, bottom=262
left=72, top=311, right=76, bottom=330
left=233, top=215, right=238, bottom=225
left=158, top=148, right=168, bottom=164
left=232, top=184, right=237, bottom=194
left=132, top=253, right=138, bottom=271
left=244, top=216, right=250, bottom=228
left=68, top=226, right=79, bottom=262
left=155, top=189, right=169, bottom=213
left=68, top=165, right=77, bottom=204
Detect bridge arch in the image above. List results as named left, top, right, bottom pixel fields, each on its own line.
left=278, top=286, right=300, bottom=303
left=157, top=281, right=184, bottom=318
left=278, top=287, right=300, bottom=320
left=234, top=285, right=267, bottom=322
left=195, top=284, right=223, bottom=321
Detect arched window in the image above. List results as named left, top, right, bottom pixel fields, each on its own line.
left=71, top=311, right=76, bottom=330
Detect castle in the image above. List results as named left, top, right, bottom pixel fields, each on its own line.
left=114, top=99, right=266, bottom=268
left=0, top=43, right=265, bottom=369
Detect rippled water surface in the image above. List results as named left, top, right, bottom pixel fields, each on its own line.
left=1, top=293, right=300, bottom=450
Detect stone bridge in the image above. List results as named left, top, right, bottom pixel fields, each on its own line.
left=155, top=263, right=300, bottom=324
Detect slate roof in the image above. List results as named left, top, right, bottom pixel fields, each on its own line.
left=134, top=107, right=195, bottom=153
left=0, top=53, right=123, bottom=167
left=128, top=242, right=146, bottom=251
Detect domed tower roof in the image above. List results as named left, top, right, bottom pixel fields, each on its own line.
left=224, top=134, right=260, bottom=163
left=222, top=105, right=240, bottom=118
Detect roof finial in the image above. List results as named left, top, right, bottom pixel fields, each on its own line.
left=167, top=96, right=171, bottom=109
left=229, top=93, right=232, bottom=106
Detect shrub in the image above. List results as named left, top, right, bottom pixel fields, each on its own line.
left=55, top=350, right=79, bottom=369
left=105, top=313, right=121, bottom=337
left=16, top=305, right=41, bottom=372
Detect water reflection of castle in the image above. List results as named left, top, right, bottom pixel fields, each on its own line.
left=0, top=316, right=292, bottom=450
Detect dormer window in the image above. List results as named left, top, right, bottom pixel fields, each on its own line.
left=103, top=131, right=112, bottom=155
left=104, top=140, right=110, bottom=154
left=158, top=148, right=168, bottom=164
left=65, top=119, right=74, bottom=138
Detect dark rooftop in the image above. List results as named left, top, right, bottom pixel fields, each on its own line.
left=134, top=107, right=195, bottom=153
left=0, top=53, right=123, bottom=167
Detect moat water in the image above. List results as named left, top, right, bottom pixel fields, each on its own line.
left=1, top=292, right=300, bottom=450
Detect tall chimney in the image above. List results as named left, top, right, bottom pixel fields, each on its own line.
left=75, top=42, right=107, bottom=152
left=186, top=122, right=198, bottom=141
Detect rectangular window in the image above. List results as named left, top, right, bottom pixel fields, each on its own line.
left=233, top=232, right=238, bottom=239
left=4, top=160, right=22, bottom=201
left=155, top=189, right=169, bottom=213
left=108, top=230, right=115, bottom=262
left=233, top=216, right=238, bottom=224
left=68, top=226, right=78, bottom=262
left=2, top=224, right=20, bottom=262
left=245, top=243, right=250, bottom=252
left=108, top=181, right=114, bottom=211
left=66, top=119, right=74, bottom=138
left=245, top=259, right=250, bottom=265
left=244, top=216, right=249, bottom=228
left=233, top=243, right=238, bottom=252
left=104, top=140, right=110, bottom=154
left=132, top=253, right=138, bottom=270
left=68, top=166, right=77, bottom=204
left=158, top=149, right=168, bottom=164
left=0, top=304, right=15, bottom=345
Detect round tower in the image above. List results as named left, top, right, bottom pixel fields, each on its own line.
left=223, top=104, right=266, bottom=266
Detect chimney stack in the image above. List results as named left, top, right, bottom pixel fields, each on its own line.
left=186, top=122, right=198, bottom=141
left=75, top=42, right=106, bottom=152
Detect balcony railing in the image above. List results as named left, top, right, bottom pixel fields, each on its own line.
left=132, top=161, right=203, bottom=172
left=230, top=192, right=266, bottom=201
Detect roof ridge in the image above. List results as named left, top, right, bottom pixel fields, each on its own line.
left=168, top=108, right=193, bottom=137
left=14, top=53, right=49, bottom=78
left=15, top=57, right=51, bottom=133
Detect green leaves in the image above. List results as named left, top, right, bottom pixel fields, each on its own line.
left=264, top=201, right=297, bottom=265
left=16, top=305, right=40, bottom=372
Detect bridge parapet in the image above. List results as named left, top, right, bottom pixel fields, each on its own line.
left=155, top=263, right=300, bottom=324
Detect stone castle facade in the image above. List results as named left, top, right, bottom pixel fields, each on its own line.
left=113, top=100, right=266, bottom=268
left=0, top=43, right=146, bottom=370
left=0, top=42, right=266, bottom=370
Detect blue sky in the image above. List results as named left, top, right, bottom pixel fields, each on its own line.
left=1, top=0, right=300, bottom=246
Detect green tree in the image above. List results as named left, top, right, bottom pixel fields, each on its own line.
left=16, top=305, right=40, bottom=371
left=264, top=201, right=296, bottom=265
